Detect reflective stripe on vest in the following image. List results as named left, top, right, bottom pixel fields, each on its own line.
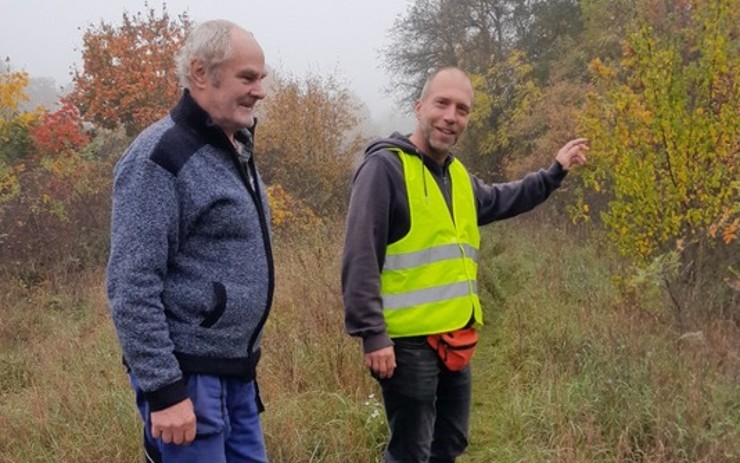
left=383, top=280, right=479, bottom=310
left=381, top=149, right=483, bottom=338
left=383, top=243, right=479, bottom=271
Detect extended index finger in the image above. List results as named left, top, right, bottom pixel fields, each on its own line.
left=567, top=138, right=588, bottom=147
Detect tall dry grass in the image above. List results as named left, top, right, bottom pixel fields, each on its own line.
left=0, top=217, right=737, bottom=462
left=461, top=216, right=739, bottom=462
left=0, top=271, right=140, bottom=462
left=0, top=221, right=385, bottom=462
left=259, top=224, right=386, bottom=462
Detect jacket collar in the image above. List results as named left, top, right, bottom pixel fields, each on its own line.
left=170, top=89, right=257, bottom=152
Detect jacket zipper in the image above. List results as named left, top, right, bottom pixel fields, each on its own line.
left=230, top=135, right=275, bottom=358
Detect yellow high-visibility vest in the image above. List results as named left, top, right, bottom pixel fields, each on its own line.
left=381, top=149, right=483, bottom=338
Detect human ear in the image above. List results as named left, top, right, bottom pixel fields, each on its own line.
left=189, top=60, right=208, bottom=89
left=414, top=100, right=422, bottom=119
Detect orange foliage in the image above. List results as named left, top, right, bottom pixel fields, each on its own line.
left=69, top=5, right=191, bottom=135
left=708, top=208, right=740, bottom=245
left=265, top=184, right=320, bottom=230
left=257, top=72, right=365, bottom=215
left=29, top=98, right=90, bottom=159
left=723, top=220, right=739, bottom=245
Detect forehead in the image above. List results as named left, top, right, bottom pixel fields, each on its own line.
left=424, top=70, right=473, bottom=105
left=225, top=29, right=266, bottom=72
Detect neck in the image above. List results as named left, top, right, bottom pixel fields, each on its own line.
left=409, top=132, right=447, bottom=166
left=188, top=88, right=237, bottom=144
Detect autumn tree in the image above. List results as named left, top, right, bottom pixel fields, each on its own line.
left=506, top=0, right=624, bottom=178
left=513, top=0, right=583, bottom=82
left=577, top=0, right=738, bottom=318
left=383, top=0, right=587, bottom=104
left=256, top=72, right=366, bottom=216
left=382, top=0, right=591, bottom=180
left=458, top=51, right=541, bottom=180
left=383, top=0, right=510, bottom=108
left=30, top=98, right=90, bottom=159
left=0, top=64, right=40, bottom=165
left=0, top=63, right=38, bottom=212
left=70, top=5, right=191, bottom=135
left=0, top=133, right=114, bottom=280
left=576, top=0, right=639, bottom=70
left=0, top=61, right=113, bottom=280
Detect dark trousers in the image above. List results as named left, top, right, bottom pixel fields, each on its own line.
left=377, top=336, right=472, bottom=463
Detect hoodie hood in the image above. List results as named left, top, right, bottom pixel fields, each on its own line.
left=364, top=132, right=420, bottom=158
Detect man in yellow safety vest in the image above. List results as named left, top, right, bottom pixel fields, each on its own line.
left=341, top=67, right=588, bottom=463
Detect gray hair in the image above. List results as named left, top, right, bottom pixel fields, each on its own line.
left=174, top=19, right=244, bottom=89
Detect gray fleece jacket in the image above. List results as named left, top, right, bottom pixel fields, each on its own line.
left=106, top=91, right=273, bottom=411
left=341, top=133, right=567, bottom=354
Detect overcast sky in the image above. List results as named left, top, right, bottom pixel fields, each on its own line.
left=1, top=0, right=415, bottom=122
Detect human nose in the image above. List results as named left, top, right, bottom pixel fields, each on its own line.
left=251, top=80, right=267, bottom=100
left=442, top=106, right=457, bottom=123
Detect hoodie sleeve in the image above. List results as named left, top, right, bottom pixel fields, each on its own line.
left=474, top=162, right=567, bottom=225
left=341, top=154, right=398, bottom=354
left=106, top=147, right=188, bottom=411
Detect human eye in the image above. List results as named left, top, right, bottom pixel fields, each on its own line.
left=434, top=98, right=449, bottom=108
left=239, top=70, right=262, bottom=83
left=454, top=101, right=471, bottom=115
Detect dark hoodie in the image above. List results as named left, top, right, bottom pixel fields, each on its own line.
left=341, top=133, right=567, bottom=353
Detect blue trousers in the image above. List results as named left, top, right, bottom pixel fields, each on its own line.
left=377, top=336, right=472, bottom=463
left=130, top=374, right=268, bottom=463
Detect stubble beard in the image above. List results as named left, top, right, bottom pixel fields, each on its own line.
left=429, top=129, right=456, bottom=158
left=418, top=123, right=449, bottom=159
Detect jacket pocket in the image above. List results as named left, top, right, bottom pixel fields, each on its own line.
left=200, top=282, right=227, bottom=328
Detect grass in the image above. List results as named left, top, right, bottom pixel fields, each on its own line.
left=461, top=217, right=739, bottom=462
left=0, top=272, right=140, bottom=462
left=259, top=226, right=386, bottom=462
left=0, top=217, right=737, bottom=462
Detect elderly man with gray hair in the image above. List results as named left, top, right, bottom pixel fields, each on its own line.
left=107, top=19, right=272, bottom=462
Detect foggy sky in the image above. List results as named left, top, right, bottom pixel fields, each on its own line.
left=1, top=0, right=415, bottom=122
